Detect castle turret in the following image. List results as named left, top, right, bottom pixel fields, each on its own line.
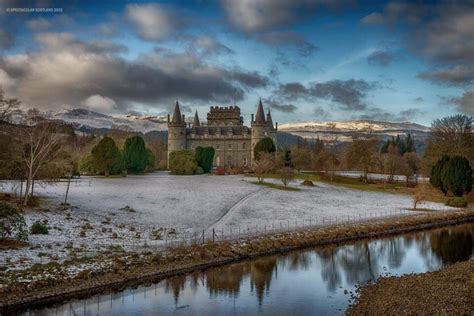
left=193, top=110, right=200, bottom=127
left=167, top=100, right=187, bottom=167
left=251, top=98, right=276, bottom=162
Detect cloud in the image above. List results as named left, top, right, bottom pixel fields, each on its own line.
left=418, top=65, right=474, bottom=86
left=264, top=97, right=297, bottom=113
left=270, top=79, right=378, bottom=112
left=414, top=97, right=424, bottom=102
left=189, top=36, right=233, bottom=57
left=450, top=91, right=474, bottom=115
left=367, top=50, right=394, bottom=66
left=0, top=33, right=268, bottom=112
left=125, top=3, right=178, bottom=42
left=258, top=31, right=318, bottom=57
left=358, top=107, right=423, bottom=122
left=82, top=95, right=117, bottom=112
left=361, top=2, right=427, bottom=26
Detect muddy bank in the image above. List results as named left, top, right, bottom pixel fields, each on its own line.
left=1, top=210, right=473, bottom=314
left=347, top=260, right=474, bottom=315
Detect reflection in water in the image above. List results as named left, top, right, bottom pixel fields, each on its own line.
left=26, top=223, right=473, bottom=315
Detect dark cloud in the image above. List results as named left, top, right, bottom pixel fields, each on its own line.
left=313, top=106, right=329, bottom=119
left=417, top=65, right=474, bottom=86
left=358, top=107, right=423, bottom=122
left=414, top=97, right=424, bottom=102
left=264, top=98, right=297, bottom=113
left=258, top=31, right=318, bottom=57
left=361, top=2, right=427, bottom=26
left=367, top=50, right=394, bottom=66
left=0, top=33, right=268, bottom=112
left=270, top=79, right=378, bottom=112
left=450, top=91, right=474, bottom=115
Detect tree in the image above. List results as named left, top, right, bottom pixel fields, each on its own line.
left=344, top=138, right=379, bottom=182
left=19, top=122, right=62, bottom=205
left=91, top=136, right=122, bottom=176
left=430, top=155, right=450, bottom=195
left=401, top=152, right=420, bottom=184
left=195, top=146, right=215, bottom=173
left=290, top=146, right=311, bottom=172
left=405, top=133, right=415, bottom=153
left=123, top=136, right=148, bottom=174
left=254, top=137, right=276, bottom=159
left=425, top=114, right=474, bottom=171
left=382, top=143, right=401, bottom=182
left=252, top=152, right=275, bottom=183
left=413, top=183, right=431, bottom=210
left=277, top=167, right=295, bottom=187
left=146, top=148, right=156, bottom=172
left=169, top=150, right=198, bottom=175
left=441, top=156, right=472, bottom=197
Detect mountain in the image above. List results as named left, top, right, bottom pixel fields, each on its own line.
left=278, top=120, right=430, bottom=142
left=45, top=109, right=168, bottom=133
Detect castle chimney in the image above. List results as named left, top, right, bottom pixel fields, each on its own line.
left=276, top=122, right=278, bottom=131
left=251, top=114, right=254, bottom=123
left=182, top=114, right=185, bottom=122
left=167, top=114, right=170, bottom=123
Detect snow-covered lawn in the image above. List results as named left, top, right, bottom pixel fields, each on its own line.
left=0, top=172, right=455, bottom=270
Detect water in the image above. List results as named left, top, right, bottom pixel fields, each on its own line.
left=25, top=223, right=473, bottom=315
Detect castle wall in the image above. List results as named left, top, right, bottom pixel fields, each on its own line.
left=186, top=136, right=252, bottom=167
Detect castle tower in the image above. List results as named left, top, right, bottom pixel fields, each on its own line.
left=193, top=110, right=200, bottom=127
left=251, top=98, right=276, bottom=162
left=167, top=100, right=187, bottom=167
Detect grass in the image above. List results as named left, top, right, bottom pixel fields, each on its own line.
left=250, top=181, right=300, bottom=191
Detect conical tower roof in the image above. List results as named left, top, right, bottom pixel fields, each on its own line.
left=193, top=110, right=200, bottom=127
left=266, top=109, right=273, bottom=128
left=254, top=98, right=266, bottom=124
left=171, top=100, right=183, bottom=124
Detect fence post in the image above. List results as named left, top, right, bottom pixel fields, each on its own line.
left=212, top=228, right=215, bottom=242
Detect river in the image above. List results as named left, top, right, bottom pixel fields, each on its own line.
left=25, top=223, right=473, bottom=315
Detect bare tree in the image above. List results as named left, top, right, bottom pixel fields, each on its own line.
left=19, top=122, right=61, bottom=205
left=344, top=138, right=379, bottom=183
left=277, top=167, right=295, bottom=187
left=252, top=152, right=275, bottom=183
left=290, top=146, right=311, bottom=172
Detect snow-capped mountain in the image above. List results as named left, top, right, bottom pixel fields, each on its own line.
left=45, top=109, right=169, bottom=133
left=278, top=120, right=430, bottom=144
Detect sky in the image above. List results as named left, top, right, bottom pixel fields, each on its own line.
left=0, top=0, right=473, bottom=126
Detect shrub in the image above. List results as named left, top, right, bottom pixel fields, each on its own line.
left=277, top=167, right=295, bottom=187
left=31, top=220, right=49, bottom=234
left=0, top=202, right=28, bottom=241
left=91, top=137, right=122, bottom=176
left=214, top=166, right=226, bottom=175
left=445, top=197, right=468, bottom=208
left=252, top=152, right=275, bottom=183
left=195, top=166, right=204, bottom=174
left=169, top=150, right=198, bottom=175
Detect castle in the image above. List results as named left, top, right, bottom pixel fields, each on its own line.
left=167, top=99, right=277, bottom=168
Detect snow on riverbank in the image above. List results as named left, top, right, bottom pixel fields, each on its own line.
left=0, top=172, right=456, bottom=270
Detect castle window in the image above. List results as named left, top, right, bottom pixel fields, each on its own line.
left=227, top=155, right=233, bottom=166
left=243, top=157, right=247, bottom=166
left=216, top=144, right=220, bottom=149
left=228, top=143, right=232, bottom=149
left=242, top=142, right=246, bottom=149
left=216, top=156, right=220, bottom=166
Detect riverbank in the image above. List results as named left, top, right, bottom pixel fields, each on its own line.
left=347, top=260, right=474, bottom=315
left=1, top=209, right=473, bottom=314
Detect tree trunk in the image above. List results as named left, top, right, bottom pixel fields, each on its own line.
left=64, top=174, right=71, bottom=205
left=23, top=166, right=33, bottom=206
left=19, top=180, right=23, bottom=200
left=31, top=179, right=35, bottom=198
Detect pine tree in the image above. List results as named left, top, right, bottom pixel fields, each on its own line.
left=195, top=146, right=215, bottom=173
left=395, top=134, right=406, bottom=155
left=91, top=137, right=122, bottom=176
left=380, top=139, right=390, bottom=153
left=405, top=133, right=415, bottom=153
left=441, top=156, right=472, bottom=197
left=123, top=136, right=148, bottom=174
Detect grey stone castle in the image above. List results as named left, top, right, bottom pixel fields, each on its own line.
left=167, top=99, right=277, bottom=168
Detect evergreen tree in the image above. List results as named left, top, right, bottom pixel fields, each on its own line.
left=405, top=133, right=415, bottom=153
left=146, top=148, right=156, bottom=171
left=91, top=137, right=122, bottom=176
left=284, top=149, right=292, bottom=167
left=395, top=134, right=406, bottom=155
left=430, top=155, right=450, bottom=195
left=123, top=136, right=148, bottom=174
left=169, top=150, right=198, bottom=175
left=195, top=146, right=215, bottom=173
left=254, top=137, right=276, bottom=159
left=380, top=139, right=390, bottom=153
left=441, top=156, right=472, bottom=197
